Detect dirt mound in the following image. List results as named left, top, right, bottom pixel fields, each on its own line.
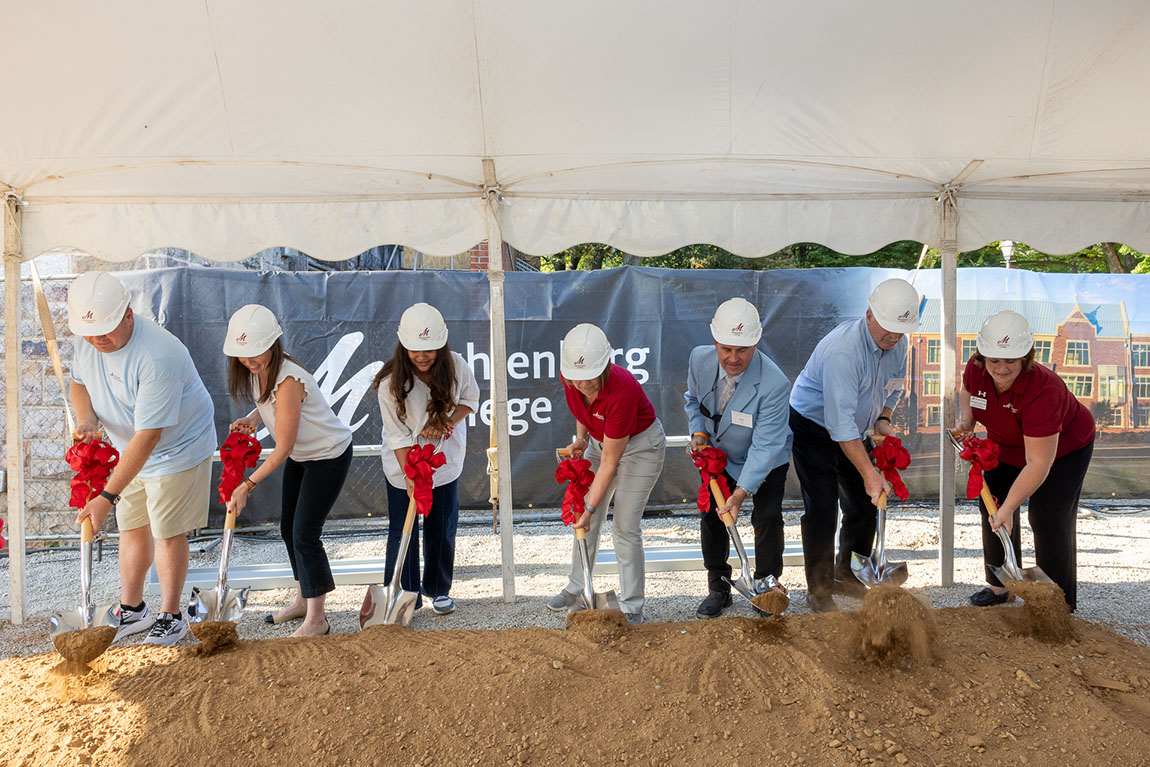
left=187, top=621, right=239, bottom=656
left=750, top=590, right=790, bottom=615
left=1007, top=580, right=1076, bottom=642
left=49, top=626, right=117, bottom=667
left=858, top=585, right=937, bottom=665
left=3, top=605, right=1150, bottom=767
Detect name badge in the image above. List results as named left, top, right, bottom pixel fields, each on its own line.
left=970, top=395, right=988, bottom=410
left=731, top=410, right=753, bottom=428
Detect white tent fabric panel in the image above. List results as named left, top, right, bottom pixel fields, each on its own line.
left=4, top=0, right=1150, bottom=261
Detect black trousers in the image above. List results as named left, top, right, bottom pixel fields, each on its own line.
left=700, top=463, right=789, bottom=593
left=789, top=407, right=878, bottom=598
left=280, top=443, right=353, bottom=599
left=979, top=440, right=1093, bottom=611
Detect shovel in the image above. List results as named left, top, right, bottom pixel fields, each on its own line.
left=850, top=491, right=909, bottom=588
left=978, top=484, right=1054, bottom=585
left=188, top=507, right=250, bottom=636
left=557, top=447, right=619, bottom=612
left=360, top=494, right=421, bottom=629
left=49, top=518, right=120, bottom=665
left=708, top=479, right=781, bottom=614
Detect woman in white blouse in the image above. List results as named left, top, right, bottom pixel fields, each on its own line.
left=374, top=303, right=479, bottom=616
left=224, top=304, right=353, bottom=637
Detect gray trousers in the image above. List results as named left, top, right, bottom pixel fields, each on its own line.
left=564, top=419, right=666, bottom=614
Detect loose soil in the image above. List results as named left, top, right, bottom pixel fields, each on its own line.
left=3, top=605, right=1150, bottom=767
left=750, top=589, right=790, bottom=615
left=187, top=620, right=239, bottom=656
left=49, top=625, right=116, bottom=667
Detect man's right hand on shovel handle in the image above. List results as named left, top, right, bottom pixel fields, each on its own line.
left=74, top=419, right=101, bottom=443
left=76, top=493, right=113, bottom=532
left=864, top=468, right=891, bottom=508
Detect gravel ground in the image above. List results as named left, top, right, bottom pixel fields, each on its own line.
left=2, top=500, right=1148, bottom=658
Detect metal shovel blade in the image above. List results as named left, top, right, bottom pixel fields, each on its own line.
left=721, top=521, right=769, bottom=613
left=574, top=533, right=619, bottom=611
left=361, top=514, right=421, bottom=629
left=850, top=491, right=909, bottom=588
left=50, top=519, right=119, bottom=665
left=992, top=526, right=1054, bottom=585
left=189, top=515, right=249, bottom=627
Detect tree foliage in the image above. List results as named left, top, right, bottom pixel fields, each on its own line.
left=542, top=240, right=1149, bottom=274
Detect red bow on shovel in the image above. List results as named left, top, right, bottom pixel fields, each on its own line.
left=405, top=444, right=446, bottom=517
left=870, top=436, right=911, bottom=502
left=0, top=518, right=6, bottom=550
left=959, top=437, right=999, bottom=500
left=555, top=455, right=595, bottom=526
left=218, top=432, right=262, bottom=503
left=690, top=446, right=731, bottom=514
left=65, top=439, right=120, bottom=509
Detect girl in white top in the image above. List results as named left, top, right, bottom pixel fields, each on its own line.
left=224, top=304, right=353, bottom=637
left=374, top=303, right=480, bottom=616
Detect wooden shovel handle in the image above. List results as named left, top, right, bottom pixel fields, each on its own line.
left=81, top=517, right=94, bottom=544
left=979, top=483, right=999, bottom=516
left=224, top=507, right=237, bottom=532
left=574, top=526, right=588, bottom=541
left=401, top=494, right=419, bottom=535
left=709, top=479, right=736, bottom=527
left=876, top=490, right=888, bottom=511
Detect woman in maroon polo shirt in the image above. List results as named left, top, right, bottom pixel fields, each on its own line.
left=546, top=323, right=666, bottom=625
left=954, top=310, right=1095, bottom=610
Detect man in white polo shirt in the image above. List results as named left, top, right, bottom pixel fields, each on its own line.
left=69, top=272, right=216, bottom=645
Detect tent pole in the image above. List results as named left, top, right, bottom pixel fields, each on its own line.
left=484, top=162, right=516, bottom=603
left=937, top=192, right=958, bottom=587
left=3, top=193, right=26, bottom=623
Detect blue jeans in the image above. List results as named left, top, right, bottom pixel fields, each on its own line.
left=384, top=479, right=459, bottom=608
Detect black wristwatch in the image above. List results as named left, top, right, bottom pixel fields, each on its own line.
left=99, top=490, right=121, bottom=505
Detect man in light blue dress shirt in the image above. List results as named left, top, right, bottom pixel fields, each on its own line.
left=685, top=298, right=793, bottom=619
left=788, top=278, right=920, bottom=612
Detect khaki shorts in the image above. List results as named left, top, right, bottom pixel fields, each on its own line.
left=115, top=457, right=212, bottom=539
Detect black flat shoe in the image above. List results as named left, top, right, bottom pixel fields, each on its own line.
left=969, top=587, right=1012, bottom=607
left=696, top=590, right=732, bottom=619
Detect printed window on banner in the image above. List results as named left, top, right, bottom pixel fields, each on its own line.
left=1061, top=374, right=1094, bottom=398
left=1098, top=366, right=1125, bottom=400
left=961, top=339, right=978, bottom=363
left=926, top=339, right=941, bottom=365
left=1134, top=344, right=1150, bottom=368
left=926, top=405, right=941, bottom=427
left=922, top=372, right=940, bottom=396
left=1033, top=339, right=1052, bottom=364
left=1065, top=341, right=1090, bottom=367
left=1135, top=405, right=1150, bottom=429
left=1108, top=405, right=1124, bottom=428
left=1135, top=376, right=1150, bottom=399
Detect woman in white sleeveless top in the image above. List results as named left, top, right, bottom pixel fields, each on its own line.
left=223, top=304, right=353, bottom=637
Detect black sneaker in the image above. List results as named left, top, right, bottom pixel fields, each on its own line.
left=969, top=587, right=1012, bottom=607
left=832, top=573, right=869, bottom=600
left=144, top=612, right=188, bottom=646
left=114, top=603, right=155, bottom=641
left=695, top=590, right=732, bottom=619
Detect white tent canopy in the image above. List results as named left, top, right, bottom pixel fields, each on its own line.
left=4, top=0, right=1150, bottom=260
left=4, top=1, right=1150, bottom=622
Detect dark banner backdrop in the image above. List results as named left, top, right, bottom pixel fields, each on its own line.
left=116, top=266, right=1150, bottom=524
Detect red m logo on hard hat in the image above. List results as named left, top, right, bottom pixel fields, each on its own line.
left=732, top=323, right=743, bottom=333
left=238, top=333, right=247, bottom=343
left=82, top=311, right=94, bottom=320
left=575, top=356, right=585, bottom=367
left=898, top=310, right=911, bottom=321
left=997, top=335, right=1010, bottom=346
left=419, top=327, right=430, bottom=339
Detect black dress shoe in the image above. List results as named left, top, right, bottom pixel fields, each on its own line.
left=807, top=592, right=839, bottom=613
left=832, top=574, right=869, bottom=600
left=696, top=590, right=732, bottom=619
left=969, top=587, right=1012, bottom=607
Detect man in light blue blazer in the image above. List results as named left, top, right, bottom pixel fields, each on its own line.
left=684, top=298, right=793, bottom=619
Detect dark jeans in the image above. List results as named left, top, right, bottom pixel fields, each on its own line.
left=789, top=407, right=879, bottom=598
left=385, top=479, right=459, bottom=609
left=700, top=463, right=789, bottom=593
left=979, top=440, right=1093, bottom=611
left=281, top=443, right=353, bottom=599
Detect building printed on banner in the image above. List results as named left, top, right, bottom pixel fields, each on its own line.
left=905, top=298, right=1150, bottom=434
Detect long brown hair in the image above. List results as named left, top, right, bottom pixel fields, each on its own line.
left=371, top=341, right=457, bottom=429
left=227, top=338, right=298, bottom=405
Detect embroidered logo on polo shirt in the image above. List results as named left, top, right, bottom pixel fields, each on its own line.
left=110, top=372, right=123, bottom=383
left=1003, top=403, right=1018, bottom=413
left=593, top=413, right=605, bottom=420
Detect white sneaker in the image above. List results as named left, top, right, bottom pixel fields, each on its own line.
left=144, top=612, right=188, bottom=646
left=114, top=603, right=155, bottom=641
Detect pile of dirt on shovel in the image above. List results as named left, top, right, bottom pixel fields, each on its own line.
left=3, top=603, right=1150, bottom=767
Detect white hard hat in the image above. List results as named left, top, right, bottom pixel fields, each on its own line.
left=67, top=272, right=131, bottom=336
left=223, top=304, right=283, bottom=357
left=561, top=323, right=612, bottom=380
left=867, top=278, right=920, bottom=333
left=976, top=310, right=1034, bottom=358
left=397, top=303, right=448, bottom=351
left=710, top=298, right=762, bottom=346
